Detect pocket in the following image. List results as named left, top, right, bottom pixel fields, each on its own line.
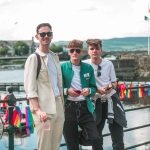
left=38, top=69, right=49, bottom=83
left=65, top=103, right=71, bottom=109
left=81, top=104, right=88, bottom=109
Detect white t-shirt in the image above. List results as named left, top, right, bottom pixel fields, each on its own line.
left=67, top=65, right=85, bottom=101
left=47, top=53, right=60, bottom=97
left=83, top=58, right=117, bottom=88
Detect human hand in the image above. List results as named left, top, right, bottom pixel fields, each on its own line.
left=36, top=109, right=49, bottom=122
left=81, top=88, right=89, bottom=96
left=98, top=84, right=112, bottom=95
left=68, top=88, right=80, bottom=97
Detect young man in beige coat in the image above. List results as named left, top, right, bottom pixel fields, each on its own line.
left=24, top=23, right=64, bottom=150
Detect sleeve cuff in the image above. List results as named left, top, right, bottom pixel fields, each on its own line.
left=64, top=88, right=68, bottom=95
left=88, top=88, right=91, bottom=95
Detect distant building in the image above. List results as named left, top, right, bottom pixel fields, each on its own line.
left=104, top=55, right=116, bottom=60
left=6, top=45, right=15, bottom=55
left=2, top=37, right=39, bottom=55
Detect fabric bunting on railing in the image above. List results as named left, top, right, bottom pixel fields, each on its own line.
left=118, top=83, right=126, bottom=99
left=148, top=84, right=150, bottom=96
left=1, top=95, right=8, bottom=108
left=137, top=84, right=144, bottom=98
left=126, top=84, right=132, bottom=98
left=11, top=106, right=22, bottom=130
left=25, top=106, right=34, bottom=135
left=4, top=109, right=9, bottom=126
left=4, top=106, right=22, bottom=130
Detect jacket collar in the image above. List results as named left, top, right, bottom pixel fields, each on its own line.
left=68, top=60, right=83, bottom=69
left=35, top=48, right=57, bottom=58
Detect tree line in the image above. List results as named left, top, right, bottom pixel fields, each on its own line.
left=0, top=41, right=64, bottom=56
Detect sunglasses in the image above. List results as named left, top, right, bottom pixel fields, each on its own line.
left=69, top=49, right=81, bottom=54
left=38, top=32, right=53, bottom=37
left=97, top=65, right=101, bottom=77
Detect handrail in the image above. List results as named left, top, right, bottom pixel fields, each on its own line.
left=125, top=105, right=150, bottom=112
left=0, top=87, right=150, bottom=150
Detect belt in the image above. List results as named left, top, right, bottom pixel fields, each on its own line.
left=67, top=100, right=86, bottom=104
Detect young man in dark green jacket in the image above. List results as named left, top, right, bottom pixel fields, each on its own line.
left=61, top=39, right=102, bottom=150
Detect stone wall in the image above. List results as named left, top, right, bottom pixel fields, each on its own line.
left=111, top=55, right=150, bottom=81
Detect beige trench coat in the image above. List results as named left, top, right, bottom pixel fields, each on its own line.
left=24, top=49, right=64, bottom=114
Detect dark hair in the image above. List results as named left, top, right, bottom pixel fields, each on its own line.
left=36, top=23, right=52, bottom=33
left=86, top=39, right=102, bottom=48
left=68, top=39, right=83, bottom=49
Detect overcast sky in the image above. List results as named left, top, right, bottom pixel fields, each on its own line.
left=0, top=0, right=150, bottom=42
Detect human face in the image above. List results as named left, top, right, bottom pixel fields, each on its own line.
left=88, top=45, right=102, bottom=59
left=35, top=26, right=53, bottom=46
left=68, top=47, right=82, bottom=61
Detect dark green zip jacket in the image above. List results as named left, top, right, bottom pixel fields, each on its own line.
left=61, top=61, right=97, bottom=115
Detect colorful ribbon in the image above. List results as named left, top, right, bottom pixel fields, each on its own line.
left=1, top=95, right=8, bottom=108
left=148, top=84, right=150, bottom=96
left=137, top=84, right=144, bottom=98
left=118, top=83, right=126, bottom=99
left=11, top=106, right=22, bottom=130
left=126, top=84, right=132, bottom=98
left=25, top=106, right=34, bottom=135
left=4, top=106, right=22, bottom=130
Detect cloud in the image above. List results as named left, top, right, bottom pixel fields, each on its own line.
left=0, top=0, right=149, bottom=41
left=78, top=7, right=97, bottom=12
left=0, top=0, right=12, bottom=6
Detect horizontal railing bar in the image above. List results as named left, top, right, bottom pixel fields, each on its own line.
left=123, top=124, right=150, bottom=132
left=125, top=105, right=150, bottom=112
left=60, top=143, right=67, bottom=147
left=125, top=141, right=150, bottom=150
left=0, top=97, right=27, bottom=103
left=127, top=85, right=149, bottom=89
left=102, top=124, right=150, bottom=137
left=0, top=100, right=7, bottom=103
left=72, top=124, right=150, bottom=148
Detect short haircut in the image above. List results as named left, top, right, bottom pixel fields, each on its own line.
left=36, top=23, right=52, bottom=33
left=68, top=39, right=83, bottom=49
left=86, top=39, right=102, bottom=48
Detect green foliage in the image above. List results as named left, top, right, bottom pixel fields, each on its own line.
left=0, top=47, right=9, bottom=56
left=0, top=42, right=5, bottom=47
left=82, top=47, right=87, bottom=51
left=50, top=44, right=63, bottom=53
left=13, top=41, right=29, bottom=55
left=51, top=37, right=148, bottom=51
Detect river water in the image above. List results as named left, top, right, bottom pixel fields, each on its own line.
left=0, top=69, right=150, bottom=150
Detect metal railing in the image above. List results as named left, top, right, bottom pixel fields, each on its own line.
left=0, top=86, right=150, bottom=150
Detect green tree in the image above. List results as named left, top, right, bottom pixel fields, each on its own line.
left=13, top=41, right=29, bottom=55
left=0, top=42, right=5, bottom=47
left=50, top=44, right=63, bottom=53
left=0, top=47, right=9, bottom=56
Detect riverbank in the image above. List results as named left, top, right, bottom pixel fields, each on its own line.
left=0, top=69, right=150, bottom=149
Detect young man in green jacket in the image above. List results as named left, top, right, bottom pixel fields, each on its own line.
left=61, top=39, right=102, bottom=150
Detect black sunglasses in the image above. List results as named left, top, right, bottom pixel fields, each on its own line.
left=69, top=49, right=81, bottom=54
left=97, top=65, right=101, bottom=77
left=38, top=32, right=53, bottom=37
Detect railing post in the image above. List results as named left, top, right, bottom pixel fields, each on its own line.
left=3, top=86, right=16, bottom=150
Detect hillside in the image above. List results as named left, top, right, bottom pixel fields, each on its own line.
left=51, top=37, right=148, bottom=51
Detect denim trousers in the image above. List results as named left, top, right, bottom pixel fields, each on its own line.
left=95, top=99, right=124, bottom=150
left=63, top=100, right=103, bottom=150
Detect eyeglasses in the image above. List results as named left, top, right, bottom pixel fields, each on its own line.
left=69, top=49, right=81, bottom=54
left=38, top=32, right=53, bottom=37
left=97, top=65, right=101, bottom=77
